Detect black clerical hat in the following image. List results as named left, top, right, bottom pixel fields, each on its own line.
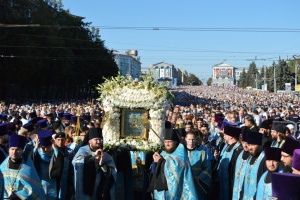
left=281, top=137, right=300, bottom=156
left=224, top=125, right=241, bottom=138
left=164, top=129, right=179, bottom=142
left=88, top=128, right=103, bottom=140
left=274, top=124, right=286, bottom=134
left=264, top=147, right=281, bottom=161
left=247, top=132, right=262, bottom=145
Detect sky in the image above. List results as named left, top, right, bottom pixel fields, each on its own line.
left=62, top=0, right=300, bottom=83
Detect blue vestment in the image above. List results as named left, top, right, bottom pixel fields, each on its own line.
left=198, top=144, right=214, bottom=161
left=34, top=148, right=57, bottom=199
left=217, top=142, right=240, bottom=200
left=188, top=147, right=212, bottom=200
left=50, top=147, right=75, bottom=200
left=232, top=150, right=250, bottom=200
left=243, top=151, right=265, bottom=200
left=0, top=145, right=8, bottom=164
left=256, top=169, right=283, bottom=200
left=154, top=143, right=198, bottom=200
left=23, top=139, right=34, bottom=155
left=72, top=145, right=117, bottom=200
left=0, top=156, right=46, bottom=199
left=271, top=141, right=279, bottom=147
left=67, top=142, right=76, bottom=151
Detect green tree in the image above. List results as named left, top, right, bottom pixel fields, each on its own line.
left=245, top=62, right=259, bottom=88
left=207, top=77, right=212, bottom=86
left=276, top=59, right=293, bottom=91
left=238, top=68, right=247, bottom=88
left=288, top=59, right=300, bottom=88
left=187, top=73, right=202, bottom=85
left=0, top=0, right=119, bottom=99
left=266, top=63, right=276, bottom=92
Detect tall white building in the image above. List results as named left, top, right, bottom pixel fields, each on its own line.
left=113, top=50, right=141, bottom=80
left=212, top=62, right=237, bottom=86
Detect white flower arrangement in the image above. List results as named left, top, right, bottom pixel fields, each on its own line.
left=96, top=74, right=173, bottom=152
left=103, top=138, right=163, bottom=152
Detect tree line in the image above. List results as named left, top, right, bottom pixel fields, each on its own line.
left=237, top=59, right=297, bottom=92
left=0, top=0, right=118, bottom=101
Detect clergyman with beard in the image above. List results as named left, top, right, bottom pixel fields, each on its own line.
left=256, top=147, right=282, bottom=199
left=241, top=131, right=267, bottom=199
left=280, top=136, right=300, bottom=173
left=72, top=128, right=117, bottom=199
left=148, top=129, right=198, bottom=199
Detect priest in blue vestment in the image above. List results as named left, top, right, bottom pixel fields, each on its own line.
left=0, top=134, right=45, bottom=199
left=148, top=129, right=198, bottom=199
left=185, top=131, right=212, bottom=200
left=256, top=147, right=282, bottom=200
left=72, top=128, right=117, bottom=199
left=49, top=132, right=75, bottom=200
left=232, top=126, right=251, bottom=200
left=217, top=124, right=242, bottom=200
left=33, top=130, right=57, bottom=199
left=241, top=131, right=267, bottom=200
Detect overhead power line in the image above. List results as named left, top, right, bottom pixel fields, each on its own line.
left=2, top=24, right=300, bottom=32
left=86, top=26, right=300, bottom=33
left=0, top=23, right=82, bottom=29
left=0, top=45, right=298, bottom=56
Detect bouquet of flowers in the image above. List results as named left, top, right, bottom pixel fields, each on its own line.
left=104, top=138, right=163, bottom=153
left=96, top=73, right=173, bottom=151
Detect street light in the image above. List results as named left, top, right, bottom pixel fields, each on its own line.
left=293, top=55, right=300, bottom=89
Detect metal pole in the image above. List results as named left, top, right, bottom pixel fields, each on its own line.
left=274, top=64, right=276, bottom=93
left=264, top=65, right=266, bottom=85
left=256, top=73, right=258, bottom=89
left=296, top=60, right=298, bottom=89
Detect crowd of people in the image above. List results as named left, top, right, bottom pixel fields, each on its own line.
left=153, top=85, right=300, bottom=199
left=0, top=101, right=107, bottom=199
left=0, top=85, right=299, bottom=199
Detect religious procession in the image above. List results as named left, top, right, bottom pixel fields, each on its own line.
left=0, top=74, right=299, bottom=200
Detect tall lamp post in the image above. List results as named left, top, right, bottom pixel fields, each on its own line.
left=293, top=55, right=300, bottom=90
left=274, top=63, right=276, bottom=93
